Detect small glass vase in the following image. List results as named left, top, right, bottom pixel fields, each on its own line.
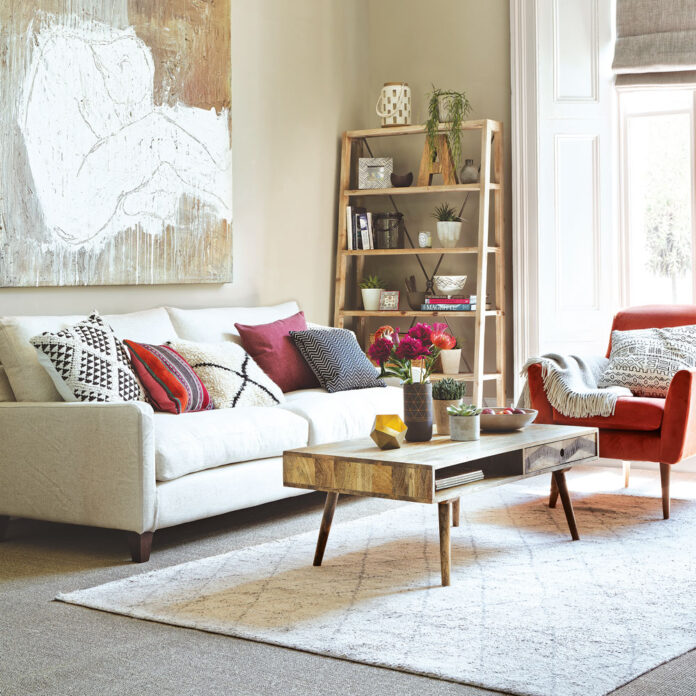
left=403, top=382, right=433, bottom=442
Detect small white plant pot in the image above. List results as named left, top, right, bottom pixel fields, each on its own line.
left=361, top=288, right=382, bottom=311
left=449, top=414, right=480, bottom=441
left=440, top=349, right=461, bottom=375
left=436, top=221, right=462, bottom=248
left=433, top=399, right=460, bottom=435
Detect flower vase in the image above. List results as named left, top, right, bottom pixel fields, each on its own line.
left=403, top=382, right=433, bottom=442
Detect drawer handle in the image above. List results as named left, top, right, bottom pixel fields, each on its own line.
left=560, top=448, right=566, bottom=458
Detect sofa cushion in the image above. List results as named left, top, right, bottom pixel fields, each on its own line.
left=0, top=308, right=177, bottom=402
left=552, top=396, right=665, bottom=431
left=166, top=301, right=300, bottom=344
left=154, top=407, right=309, bottom=481
left=0, top=367, right=14, bottom=402
left=280, top=385, right=403, bottom=445
left=30, top=313, right=145, bottom=403
left=235, top=311, right=319, bottom=393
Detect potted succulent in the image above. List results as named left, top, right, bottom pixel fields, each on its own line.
left=432, top=203, right=462, bottom=248
left=368, top=323, right=455, bottom=442
left=432, top=378, right=467, bottom=435
left=360, top=274, right=386, bottom=311
left=426, top=87, right=473, bottom=171
left=447, top=402, right=483, bottom=441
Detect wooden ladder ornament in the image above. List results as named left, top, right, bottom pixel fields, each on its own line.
left=417, top=134, right=458, bottom=186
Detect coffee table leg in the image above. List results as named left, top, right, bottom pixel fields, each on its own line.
left=438, top=501, right=451, bottom=586
left=451, top=498, right=460, bottom=527
left=313, top=492, right=339, bottom=566
left=549, top=474, right=559, bottom=508
left=552, top=469, right=579, bottom=541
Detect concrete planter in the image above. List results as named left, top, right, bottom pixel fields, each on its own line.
left=449, top=414, right=480, bottom=441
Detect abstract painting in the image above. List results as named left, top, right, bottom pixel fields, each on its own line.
left=0, top=0, right=232, bottom=286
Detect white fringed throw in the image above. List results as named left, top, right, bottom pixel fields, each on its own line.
left=518, top=354, right=632, bottom=418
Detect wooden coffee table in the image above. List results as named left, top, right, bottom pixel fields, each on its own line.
left=283, top=424, right=598, bottom=586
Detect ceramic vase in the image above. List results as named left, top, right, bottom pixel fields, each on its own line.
left=403, top=382, right=433, bottom=442
left=436, top=221, right=462, bottom=248
left=361, top=288, right=382, bottom=311
left=449, top=414, right=480, bottom=441
left=433, top=399, right=460, bottom=435
left=440, top=349, right=461, bottom=375
left=459, top=159, right=478, bottom=184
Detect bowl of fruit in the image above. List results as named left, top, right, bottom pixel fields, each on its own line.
left=479, top=407, right=537, bottom=432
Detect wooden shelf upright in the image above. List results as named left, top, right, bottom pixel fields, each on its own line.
left=333, top=120, right=506, bottom=407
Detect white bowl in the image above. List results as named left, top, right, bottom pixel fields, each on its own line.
left=433, top=275, right=467, bottom=297
left=479, top=408, right=537, bottom=432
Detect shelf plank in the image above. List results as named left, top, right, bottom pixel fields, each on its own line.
left=345, top=120, right=503, bottom=138
left=344, top=183, right=500, bottom=197
left=340, top=310, right=502, bottom=318
left=342, top=247, right=500, bottom=256
left=429, top=372, right=502, bottom=382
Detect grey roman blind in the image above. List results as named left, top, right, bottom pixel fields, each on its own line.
left=613, top=0, right=696, bottom=85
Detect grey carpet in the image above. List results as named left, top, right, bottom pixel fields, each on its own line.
left=2, top=467, right=696, bottom=696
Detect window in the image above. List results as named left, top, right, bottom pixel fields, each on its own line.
left=619, top=90, right=696, bottom=305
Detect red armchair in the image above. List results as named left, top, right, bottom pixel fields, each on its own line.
left=527, top=305, right=696, bottom=519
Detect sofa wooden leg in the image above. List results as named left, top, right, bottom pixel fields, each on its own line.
left=623, top=461, right=631, bottom=488
left=660, top=463, right=671, bottom=520
left=0, top=515, right=9, bottom=541
left=549, top=475, right=559, bottom=508
left=128, top=531, right=153, bottom=563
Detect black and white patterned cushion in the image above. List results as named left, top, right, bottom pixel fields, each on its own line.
left=598, top=325, right=696, bottom=397
left=290, top=328, right=385, bottom=393
left=30, top=313, right=145, bottom=403
left=166, top=339, right=284, bottom=409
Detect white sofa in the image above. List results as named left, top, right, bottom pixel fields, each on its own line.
left=0, top=302, right=403, bottom=561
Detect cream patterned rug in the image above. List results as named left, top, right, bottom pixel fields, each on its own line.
left=57, top=468, right=696, bottom=696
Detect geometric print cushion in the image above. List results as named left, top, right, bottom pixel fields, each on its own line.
left=598, top=325, right=696, bottom=397
left=166, top=339, right=284, bottom=409
left=124, top=341, right=212, bottom=414
left=29, top=312, right=145, bottom=403
left=289, top=327, right=385, bottom=393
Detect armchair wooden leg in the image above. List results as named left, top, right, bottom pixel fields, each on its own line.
left=128, top=531, right=153, bottom=563
left=0, top=515, right=9, bottom=541
left=623, top=461, right=631, bottom=488
left=549, top=475, right=559, bottom=508
left=660, top=463, right=671, bottom=520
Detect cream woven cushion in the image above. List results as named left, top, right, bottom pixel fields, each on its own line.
left=598, top=325, right=696, bottom=397
left=0, top=308, right=177, bottom=402
left=0, top=367, right=15, bottom=402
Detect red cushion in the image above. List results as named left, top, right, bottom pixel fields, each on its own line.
left=125, top=341, right=212, bottom=414
left=235, top=311, right=319, bottom=393
left=551, top=396, right=664, bottom=432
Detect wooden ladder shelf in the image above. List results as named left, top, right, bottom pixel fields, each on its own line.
left=333, top=120, right=506, bottom=407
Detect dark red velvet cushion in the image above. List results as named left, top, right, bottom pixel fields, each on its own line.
left=235, top=311, right=319, bottom=393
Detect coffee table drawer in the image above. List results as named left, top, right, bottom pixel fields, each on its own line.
left=523, top=433, right=597, bottom=474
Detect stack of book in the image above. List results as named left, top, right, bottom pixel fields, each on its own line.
left=421, top=296, right=491, bottom=311
left=435, top=469, right=484, bottom=491
left=345, top=206, right=375, bottom=250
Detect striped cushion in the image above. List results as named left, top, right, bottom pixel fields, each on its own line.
left=125, top=341, right=212, bottom=414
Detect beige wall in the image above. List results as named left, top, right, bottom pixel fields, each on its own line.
left=0, top=0, right=369, bottom=324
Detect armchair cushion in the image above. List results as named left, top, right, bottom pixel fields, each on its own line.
left=551, top=396, right=664, bottom=431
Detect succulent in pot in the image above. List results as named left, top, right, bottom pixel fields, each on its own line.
left=447, top=402, right=483, bottom=442
left=432, top=378, right=466, bottom=435
left=432, top=202, right=463, bottom=248
left=360, top=274, right=386, bottom=311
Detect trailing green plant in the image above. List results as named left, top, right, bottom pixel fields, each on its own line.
left=426, top=87, right=472, bottom=170
left=447, top=402, right=482, bottom=417
left=359, top=274, right=386, bottom=289
left=432, top=378, right=466, bottom=401
left=432, top=202, right=461, bottom=222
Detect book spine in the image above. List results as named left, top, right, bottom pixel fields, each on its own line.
left=424, top=298, right=472, bottom=305
left=366, top=212, right=374, bottom=250
left=345, top=206, right=353, bottom=250
left=352, top=210, right=360, bottom=249
left=421, top=304, right=477, bottom=311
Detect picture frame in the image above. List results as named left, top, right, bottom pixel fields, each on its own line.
left=358, top=158, right=393, bottom=189
left=378, top=290, right=400, bottom=311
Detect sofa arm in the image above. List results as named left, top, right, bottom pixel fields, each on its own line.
left=0, top=401, right=156, bottom=533
left=661, top=369, right=696, bottom=464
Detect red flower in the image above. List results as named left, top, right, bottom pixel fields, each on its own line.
left=368, top=336, right=394, bottom=364
left=407, top=323, right=433, bottom=346
left=431, top=331, right=456, bottom=350
left=395, top=336, right=430, bottom=360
